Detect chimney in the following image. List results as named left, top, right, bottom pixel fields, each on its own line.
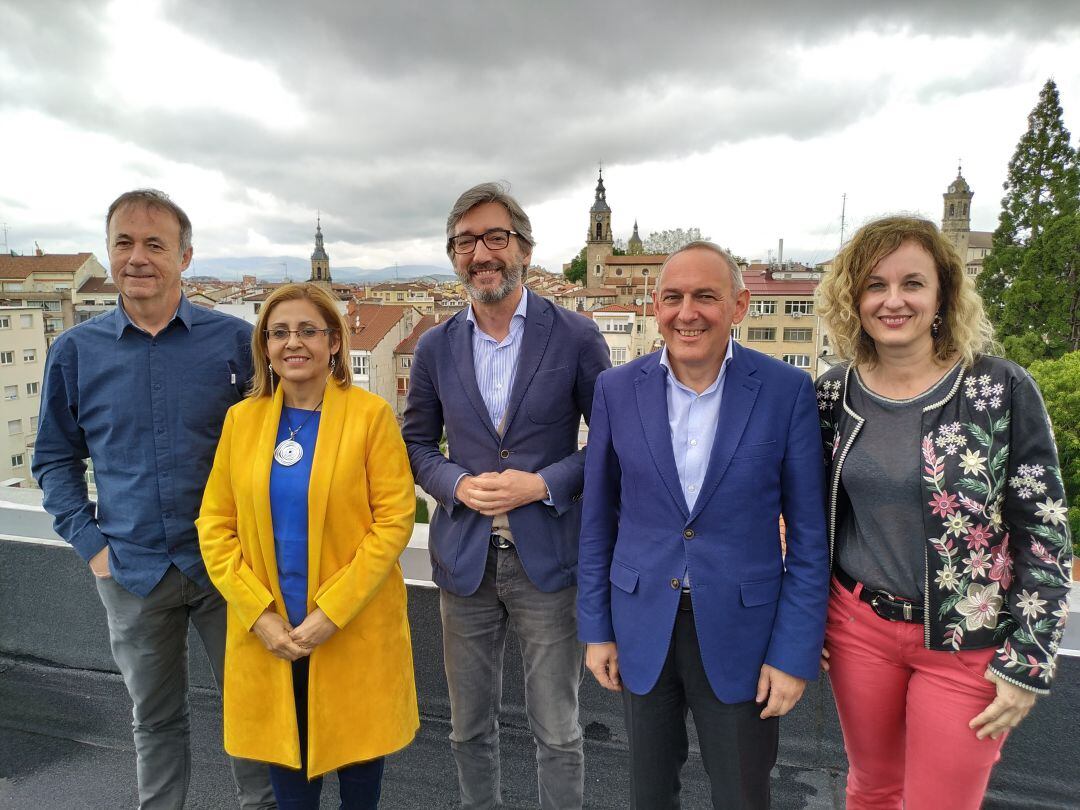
left=777, top=238, right=784, bottom=267
left=34, top=241, right=43, bottom=257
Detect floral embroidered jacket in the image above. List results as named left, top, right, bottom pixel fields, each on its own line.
left=816, top=355, right=1072, bottom=693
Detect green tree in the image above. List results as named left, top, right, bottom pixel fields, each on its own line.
left=1028, top=351, right=1080, bottom=552
left=564, top=247, right=586, bottom=284
left=644, top=227, right=708, bottom=254
left=979, top=79, right=1080, bottom=362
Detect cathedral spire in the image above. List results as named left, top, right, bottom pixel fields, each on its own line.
left=590, top=167, right=611, bottom=214
left=309, top=213, right=332, bottom=290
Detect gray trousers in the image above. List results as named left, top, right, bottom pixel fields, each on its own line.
left=440, top=545, right=585, bottom=810
left=96, top=565, right=276, bottom=810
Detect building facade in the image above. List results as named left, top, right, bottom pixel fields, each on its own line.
left=0, top=307, right=47, bottom=485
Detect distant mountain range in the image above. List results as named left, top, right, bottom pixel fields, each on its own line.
left=186, top=256, right=456, bottom=284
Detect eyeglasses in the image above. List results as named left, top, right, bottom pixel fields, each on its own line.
left=265, top=327, right=334, bottom=342
left=448, top=228, right=520, bottom=255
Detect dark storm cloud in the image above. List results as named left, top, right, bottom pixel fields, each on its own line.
left=2, top=0, right=1078, bottom=253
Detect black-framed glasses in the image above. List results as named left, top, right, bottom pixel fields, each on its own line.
left=448, top=228, right=520, bottom=255
left=265, top=327, right=334, bottom=342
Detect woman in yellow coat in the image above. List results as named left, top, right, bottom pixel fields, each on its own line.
left=197, top=282, right=418, bottom=808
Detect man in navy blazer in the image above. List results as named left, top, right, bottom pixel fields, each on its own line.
left=578, top=242, right=829, bottom=809
left=402, top=182, right=610, bottom=809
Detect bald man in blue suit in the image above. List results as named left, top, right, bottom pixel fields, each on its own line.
left=577, top=242, right=829, bottom=809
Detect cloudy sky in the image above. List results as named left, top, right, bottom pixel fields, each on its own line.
left=2, top=0, right=1079, bottom=276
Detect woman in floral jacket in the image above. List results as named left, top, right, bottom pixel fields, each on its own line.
left=815, top=215, right=1071, bottom=810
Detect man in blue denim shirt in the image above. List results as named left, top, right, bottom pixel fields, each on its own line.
left=33, top=189, right=275, bottom=809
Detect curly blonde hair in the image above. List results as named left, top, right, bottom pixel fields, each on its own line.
left=249, top=283, right=352, bottom=398
left=816, top=215, right=997, bottom=368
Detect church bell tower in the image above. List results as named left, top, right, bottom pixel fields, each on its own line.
left=309, top=215, right=332, bottom=292
left=585, top=169, right=614, bottom=284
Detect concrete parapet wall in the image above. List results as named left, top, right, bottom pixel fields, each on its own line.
left=2, top=495, right=1079, bottom=807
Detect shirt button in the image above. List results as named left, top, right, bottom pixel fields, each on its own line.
left=500, top=449, right=510, bottom=459
left=688, top=484, right=696, bottom=493
left=153, top=383, right=162, bottom=391
left=163, top=512, right=172, bottom=519
left=670, top=578, right=680, bottom=589
left=156, top=427, right=164, bottom=434
left=683, top=529, right=695, bottom=540
left=690, top=439, right=698, bottom=446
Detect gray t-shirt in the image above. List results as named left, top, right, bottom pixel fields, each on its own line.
left=837, top=365, right=962, bottom=600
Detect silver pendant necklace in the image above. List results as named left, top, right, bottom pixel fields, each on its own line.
left=273, top=399, right=323, bottom=467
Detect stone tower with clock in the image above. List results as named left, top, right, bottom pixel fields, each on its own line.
left=585, top=169, right=614, bottom=283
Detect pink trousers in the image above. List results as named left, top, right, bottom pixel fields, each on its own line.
left=825, top=577, right=1006, bottom=810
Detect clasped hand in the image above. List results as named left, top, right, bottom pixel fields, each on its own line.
left=456, top=470, right=547, bottom=515
left=252, top=608, right=339, bottom=661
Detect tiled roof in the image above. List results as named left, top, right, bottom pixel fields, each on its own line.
left=593, top=303, right=655, bottom=316
left=742, top=274, right=818, bottom=295
left=347, top=303, right=413, bottom=352
left=969, top=231, right=993, bottom=249
left=603, top=254, right=667, bottom=265
left=567, top=286, right=618, bottom=296
left=0, top=253, right=94, bottom=279
left=394, top=312, right=454, bottom=354
left=76, top=276, right=117, bottom=294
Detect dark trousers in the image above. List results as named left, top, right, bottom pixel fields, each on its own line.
left=622, top=599, right=779, bottom=810
left=268, top=658, right=385, bottom=809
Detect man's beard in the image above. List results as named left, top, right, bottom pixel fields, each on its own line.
left=459, top=259, right=523, bottom=304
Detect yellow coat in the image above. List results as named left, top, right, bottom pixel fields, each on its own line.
left=197, top=381, right=419, bottom=777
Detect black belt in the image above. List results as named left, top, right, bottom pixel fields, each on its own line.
left=490, top=533, right=513, bottom=550
left=835, top=567, right=923, bottom=624
left=678, top=590, right=693, bottom=612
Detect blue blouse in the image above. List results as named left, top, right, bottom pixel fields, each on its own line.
left=269, top=406, right=321, bottom=627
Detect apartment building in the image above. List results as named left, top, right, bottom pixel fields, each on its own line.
left=0, top=307, right=47, bottom=485
left=0, top=252, right=109, bottom=346
left=740, top=266, right=821, bottom=374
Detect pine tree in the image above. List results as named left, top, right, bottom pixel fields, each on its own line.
left=978, top=79, right=1080, bottom=362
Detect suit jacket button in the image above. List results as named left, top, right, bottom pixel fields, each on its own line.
left=500, top=449, right=510, bottom=459
left=683, top=529, right=695, bottom=539
left=670, top=578, right=680, bottom=589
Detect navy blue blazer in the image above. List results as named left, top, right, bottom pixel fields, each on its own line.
left=402, top=292, right=611, bottom=596
left=577, top=343, right=829, bottom=702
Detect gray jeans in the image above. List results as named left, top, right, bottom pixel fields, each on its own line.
left=440, top=545, right=585, bottom=810
left=96, top=565, right=276, bottom=810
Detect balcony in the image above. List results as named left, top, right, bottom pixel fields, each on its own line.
left=1, top=487, right=1077, bottom=808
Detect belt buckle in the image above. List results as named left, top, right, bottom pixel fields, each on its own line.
left=490, top=533, right=512, bottom=550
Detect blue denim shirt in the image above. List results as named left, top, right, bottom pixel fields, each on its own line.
left=33, top=295, right=253, bottom=597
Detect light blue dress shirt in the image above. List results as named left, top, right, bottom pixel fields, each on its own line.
left=456, top=288, right=551, bottom=509
left=466, top=287, right=529, bottom=429
left=659, top=338, right=735, bottom=586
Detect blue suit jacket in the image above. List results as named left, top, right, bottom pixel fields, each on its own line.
left=402, top=292, right=611, bottom=596
left=577, top=343, right=829, bottom=702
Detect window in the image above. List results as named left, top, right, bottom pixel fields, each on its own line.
left=46, top=318, right=64, bottom=332
left=3, top=385, right=16, bottom=400
left=397, top=376, right=409, bottom=395
left=400, top=357, right=411, bottom=369
left=0, top=316, right=9, bottom=329
left=0, top=351, right=13, bottom=365
left=10, top=453, right=24, bottom=469
left=352, top=354, right=369, bottom=377
left=785, top=300, right=814, bottom=316
left=748, top=300, right=776, bottom=316
left=23, top=348, right=36, bottom=363
left=783, top=328, right=813, bottom=342
left=730, top=326, right=741, bottom=340
left=20, top=313, right=33, bottom=328
left=8, top=419, right=22, bottom=436
left=746, top=327, right=776, bottom=341
left=30, top=415, right=38, bottom=433
left=782, top=354, right=811, bottom=368
left=26, top=381, right=39, bottom=396
left=611, top=347, right=627, bottom=365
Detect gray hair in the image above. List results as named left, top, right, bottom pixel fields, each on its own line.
left=658, top=240, right=744, bottom=293
left=106, top=189, right=192, bottom=254
left=445, top=182, right=535, bottom=259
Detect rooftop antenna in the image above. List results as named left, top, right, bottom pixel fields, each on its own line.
left=839, top=193, right=848, bottom=249
left=1, top=223, right=8, bottom=255
left=280, top=261, right=290, bottom=283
